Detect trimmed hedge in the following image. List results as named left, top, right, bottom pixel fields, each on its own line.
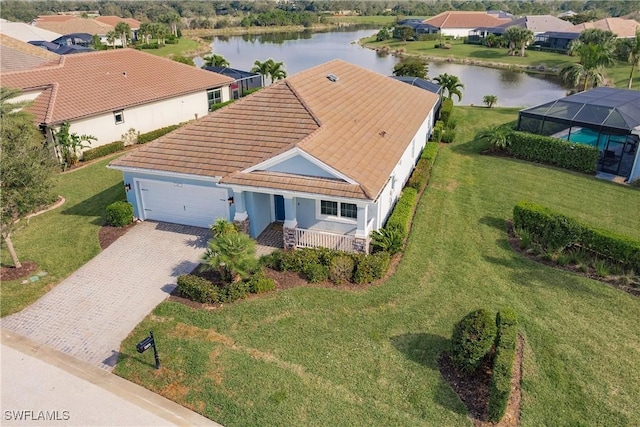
left=513, top=200, right=640, bottom=272
left=82, top=141, right=124, bottom=161
left=507, top=131, right=599, bottom=174
left=385, top=187, right=418, bottom=239
left=210, top=100, right=234, bottom=112
left=138, top=124, right=181, bottom=144
left=407, top=142, right=439, bottom=192
left=451, top=309, right=497, bottom=373
left=352, top=251, right=390, bottom=284
left=177, top=274, right=221, bottom=304
left=440, top=98, right=454, bottom=125
left=488, top=308, right=518, bottom=423
left=105, top=201, right=133, bottom=227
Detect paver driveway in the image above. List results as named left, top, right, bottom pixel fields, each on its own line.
left=1, top=222, right=209, bottom=371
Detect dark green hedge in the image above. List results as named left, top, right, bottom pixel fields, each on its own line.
left=385, top=187, right=418, bottom=239
left=105, top=201, right=133, bottom=227
left=488, top=308, right=518, bottom=423
left=451, top=309, right=497, bottom=373
left=209, top=100, right=234, bottom=112
left=431, top=120, right=444, bottom=143
left=513, top=201, right=640, bottom=271
left=82, top=141, right=124, bottom=161
left=408, top=142, right=439, bottom=192
left=177, top=274, right=221, bottom=303
left=440, top=99, right=454, bottom=125
left=138, top=124, right=181, bottom=144
left=507, top=131, right=599, bottom=174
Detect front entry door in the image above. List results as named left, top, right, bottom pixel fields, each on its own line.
left=274, top=195, right=285, bottom=222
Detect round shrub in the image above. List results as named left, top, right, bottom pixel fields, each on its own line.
left=177, top=274, right=220, bottom=304
left=451, top=309, right=497, bottom=373
left=304, top=263, right=329, bottom=283
left=247, top=272, right=276, bottom=293
left=105, top=201, right=133, bottom=227
left=329, top=255, right=354, bottom=284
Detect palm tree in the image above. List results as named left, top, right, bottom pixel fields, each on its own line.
left=202, top=54, right=230, bottom=68
left=475, top=124, right=513, bottom=152
left=106, top=30, right=116, bottom=49
left=268, top=60, right=287, bottom=82
left=434, top=73, right=464, bottom=102
left=503, top=26, right=534, bottom=57
left=0, top=87, right=31, bottom=117
left=251, top=59, right=271, bottom=86
left=138, top=22, right=152, bottom=44
left=201, top=232, right=257, bottom=283
left=560, top=42, right=615, bottom=92
left=114, top=21, right=131, bottom=48
left=627, top=29, right=640, bottom=89
left=482, top=95, right=498, bottom=108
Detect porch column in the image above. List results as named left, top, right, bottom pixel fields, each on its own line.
left=232, top=190, right=250, bottom=234
left=282, top=196, right=297, bottom=250
left=353, top=204, right=370, bottom=254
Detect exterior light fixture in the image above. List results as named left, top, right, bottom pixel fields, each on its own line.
left=227, top=196, right=234, bottom=205
left=124, top=183, right=131, bottom=191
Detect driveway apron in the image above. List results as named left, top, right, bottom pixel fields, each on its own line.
left=1, top=222, right=209, bottom=371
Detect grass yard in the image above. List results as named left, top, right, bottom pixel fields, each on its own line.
left=0, top=157, right=125, bottom=317
left=115, top=107, right=640, bottom=426
left=144, top=38, right=202, bottom=57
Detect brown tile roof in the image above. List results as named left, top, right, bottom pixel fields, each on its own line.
left=0, top=49, right=233, bottom=125
left=574, top=18, right=640, bottom=38
left=34, top=15, right=76, bottom=23
left=94, top=16, right=141, bottom=28
left=34, top=17, right=113, bottom=35
left=111, top=60, right=438, bottom=201
left=425, top=11, right=512, bottom=28
left=0, top=34, right=59, bottom=73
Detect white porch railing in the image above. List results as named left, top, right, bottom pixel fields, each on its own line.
left=295, top=228, right=356, bottom=252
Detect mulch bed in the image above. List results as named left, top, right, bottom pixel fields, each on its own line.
left=99, top=222, right=137, bottom=250
left=439, top=334, right=525, bottom=427
left=506, top=221, right=640, bottom=298
left=0, top=261, right=40, bottom=282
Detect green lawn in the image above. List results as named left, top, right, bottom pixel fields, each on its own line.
left=363, top=37, right=640, bottom=90
left=0, top=157, right=125, bottom=316
left=115, top=107, right=640, bottom=426
left=143, top=38, right=202, bottom=57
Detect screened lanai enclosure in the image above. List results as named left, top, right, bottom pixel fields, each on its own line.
left=517, top=87, right=640, bottom=181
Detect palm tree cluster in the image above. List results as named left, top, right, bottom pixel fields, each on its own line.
left=502, top=26, right=534, bottom=57
left=560, top=29, right=617, bottom=92
left=138, top=22, right=169, bottom=45
left=202, top=54, right=230, bottom=68
left=251, top=59, right=287, bottom=86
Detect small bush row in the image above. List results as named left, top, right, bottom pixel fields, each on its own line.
left=209, top=100, right=234, bottom=112
left=385, top=187, right=418, bottom=240
left=135, top=43, right=160, bottom=50
left=507, top=131, right=599, bottom=174
left=263, top=248, right=390, bottom=285
left=513, top=201, right=640, bottom=272
left=105, top=201, right=133, bottom=227
left=407, top=142, right=439, bottom=193
left=177, top=271, right=275, bottom=304
left=440, top=98, right=454, bottom=126
left=82, top=141, right=125, bottom=161
left=431, top=120, right=444, bottom=143
left=137, top=124, right=182, bottom=144
left=488, top=308, right=518, bottom=423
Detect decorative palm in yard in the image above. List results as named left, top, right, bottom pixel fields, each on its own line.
left=202, top=54, right=229, bottom=68
left=503, top=26, right=534, bottom=57
left=252, top=58, right=287, bottom=86
left=560, top=42, right=615, bottom=92
left=201, top=221, right=256, bottom=283
left=483, top=95, right=498, bottom=108
left=434, top=73, right=464, bottom=102
left=114, top=21, right=131, bottom=48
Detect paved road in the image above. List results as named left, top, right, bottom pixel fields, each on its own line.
left=1, top=222, right=209, bottom=370
left=1, top=330, right=220, bottom=426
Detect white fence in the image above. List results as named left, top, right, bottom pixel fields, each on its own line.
left=295, top=228, right=356, bottom=252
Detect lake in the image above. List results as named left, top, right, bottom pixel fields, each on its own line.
left=199, top=29, right=568, bottom=107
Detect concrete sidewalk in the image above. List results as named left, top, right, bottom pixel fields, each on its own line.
left=1, top=330, right=222, bottom=427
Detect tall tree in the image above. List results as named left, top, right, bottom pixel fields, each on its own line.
left=503, top=26, right=534, bottom=57
left=251, top=59, right=271, bottom=87
left=160, top=13, right=181, bottom=37
left=1, top=88, right=56, bottom=269
left=106, top=30, right=116, bottom=49
left=268, top=59, right=287, bottom=82
left=114, top=21, right=131, bottom=48
left=392, top=57, right=428, bottom=79
left=560, top=42, right=615, bottom=92
left=434, top=73, right=465, bottom=102
left=627, top=29, right=640, bottom=89
left=202, top=54, right=230, bottom=68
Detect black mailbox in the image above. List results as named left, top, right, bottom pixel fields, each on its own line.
left=136, top=336, right=153, bottom=353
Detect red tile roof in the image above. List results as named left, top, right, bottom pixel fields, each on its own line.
left=94, top=16, right=141, bottom=28
left=111, top=60, right=439, bottom=201
left=425, top=11, right=512, bottom=28
left=0, top=34, right=59, bottom=73
left=0, top=49, right=233, bottom=125
left=33, top=17, right=112, bottom=35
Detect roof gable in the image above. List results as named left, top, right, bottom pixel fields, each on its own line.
left=0, top=49, right=234, bottom=124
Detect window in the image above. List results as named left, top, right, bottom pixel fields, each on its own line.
left=319, top=200, right=357, bottom=221
left=114, top=110, right=124, bottom=124
left=207, top=88, right=222, bottom=109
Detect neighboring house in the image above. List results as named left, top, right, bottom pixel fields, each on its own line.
left=94, top=16, right=141, bottom=41
left=32, top=15, right=139, bottom=46
left=557, top=10, right=578, bottom=19
left=469, top=15, right=577, bottom=44
left=396, top=19, right=439, bottom=35
left=532, top=31, right=580, bottom=51
left=0, top=34, right=59, bottom=72
left=109, top=60, right=440, bottom=253
left=422, top=11, right=512, bottom=38
left=29, top=33, right=94, bottom=55
left=574, top=17, right=640, bottom=38
left=0, top=20, right=62, bottom=42
left=203, top=66, right=263, bottom=99
left=0, top=48, right=233, bottom=153
left=51, top=32, right=93, bottom=47
left=517, top=87, right=640, bottom=182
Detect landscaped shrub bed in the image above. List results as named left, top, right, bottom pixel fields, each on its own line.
left=263, top=247, right=390, bottom=285
left=105, top=201, right=133, bottom=227
left=507, top=131, right=599, bottom=174
left=407, top=142, right=439, bottom=193
left=451, top=309, right=497, bottom=373
left=177, top=272, right=275, bottom=304
left=137, top=124, right=182, bottom=144
left=82, top=141, right=124, bottom=161
left=488, top=308, right=518, bottom=423
left=385, top=188, right=418, bottom=240
left=514, top=200, right=640, bottom=273
left=430, top=120, right=444, bottom=143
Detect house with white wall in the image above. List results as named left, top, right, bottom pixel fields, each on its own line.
left=109, top=60, right=439, bottom=253
left=1, top=48, right=233, bottom=155
left=422, top=11, right=512, bottom=38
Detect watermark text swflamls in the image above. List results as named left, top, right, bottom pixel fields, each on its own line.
left=4, top=410, right=70, bottom=422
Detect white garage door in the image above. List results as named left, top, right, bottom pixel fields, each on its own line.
left=137, top=179, right=229, bottom=228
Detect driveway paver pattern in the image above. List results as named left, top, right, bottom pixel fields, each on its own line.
left=1, top=222, right=209, bottom=371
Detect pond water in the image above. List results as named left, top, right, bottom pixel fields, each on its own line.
left=199, top=28, right=568, bottom=107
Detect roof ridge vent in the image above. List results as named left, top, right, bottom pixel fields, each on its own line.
left=326, top=73, right=338, bottom=82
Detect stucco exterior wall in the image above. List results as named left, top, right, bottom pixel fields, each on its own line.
left=245, top=192, right=272, bottom=237
left=441, top=27, right=475, bottom=38
left=63, top=89, right=229, bottom=149
left=265, top=155, right=335, bottom=178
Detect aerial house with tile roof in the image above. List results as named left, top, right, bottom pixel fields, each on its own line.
left=109, top=60, right=440, bottom=253
left=0, top=48, right=233, bottom=156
